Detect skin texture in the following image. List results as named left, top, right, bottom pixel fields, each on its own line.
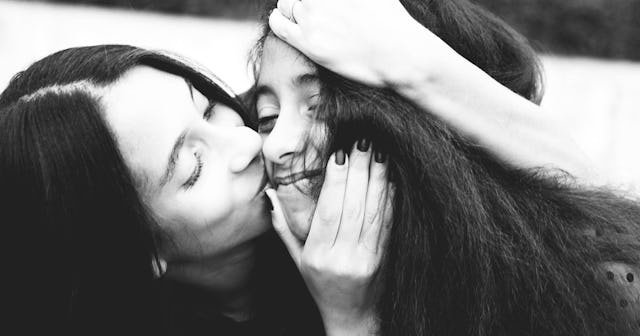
left=107, top=65, right=390, bottom=333
left=101, top=66, right=273, bottom=319
left=256, top=36, right=324, bottom=241
left=104, top=66, right=270, bottom=260
left=257, top=37, right=392, bottom=334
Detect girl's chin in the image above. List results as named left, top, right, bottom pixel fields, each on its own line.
left=275, top=184, right=315, bottom=241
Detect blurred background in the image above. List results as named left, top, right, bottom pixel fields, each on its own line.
left=1, top=0, right=638, bottom=190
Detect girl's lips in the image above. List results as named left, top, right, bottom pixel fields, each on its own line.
left=273, top=169, right=323, bottom=188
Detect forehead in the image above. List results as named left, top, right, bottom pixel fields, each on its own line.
left=259, top=36, right=316, bottom=81
left=102, top=66, right=194, bottom=187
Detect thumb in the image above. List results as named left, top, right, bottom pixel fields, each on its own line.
left=266, top=188, right=303, bottom=266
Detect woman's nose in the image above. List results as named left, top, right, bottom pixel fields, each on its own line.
left=215, top=125, right=263, bottom=174
left=261, top=114, right=305, bottom=166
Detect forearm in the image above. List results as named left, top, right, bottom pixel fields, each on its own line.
left=382, top=24, right=598, bottom=183
left=268, top=0, right=598, bottom=184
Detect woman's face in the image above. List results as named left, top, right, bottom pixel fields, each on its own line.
left=102, top=66, right=270, bottom=260
left=256, top=36, right=325, bottom=241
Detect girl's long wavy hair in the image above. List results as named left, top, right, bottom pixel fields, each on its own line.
left=254, top=0, right=640, bottom=335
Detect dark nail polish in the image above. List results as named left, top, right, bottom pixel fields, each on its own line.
left=335, top=150, right=346, bottom=165
left=374, top=150, right=386, bottom=163
left=357, top=138, right=370, bottom=152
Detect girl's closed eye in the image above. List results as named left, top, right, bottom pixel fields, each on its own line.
left=307, top=93, right=320, bottom=110
left=258, top=115, right=278, bottom=134
left=183, top=152, right=203, bottom=189
left=256, top=98, right=279, bottom=134
left=302, top=93, right=320, bottom=118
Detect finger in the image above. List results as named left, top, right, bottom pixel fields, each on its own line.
left=360, top=150, right=389, bottom=248
left=266, top=188, right=303, bottom=265
left=290, top=0, right=303, bottom=23
left=277, top=0, right=297, bottom=21
left=269, top=9, right=303, bottom=49
left=375, top=184, right=394, bottom=255
left=305, top=151, right=349, bottom=248
left=335, top=139, right=373, bottom=245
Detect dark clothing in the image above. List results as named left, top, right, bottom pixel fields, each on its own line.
left=160, top=231, right=325, bottom=336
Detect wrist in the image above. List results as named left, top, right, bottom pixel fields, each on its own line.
left=322, top=310, right=379, bottom=336
left=378, top=20, right=442, bottom=84
left=379, top=23, right=466, bottom=105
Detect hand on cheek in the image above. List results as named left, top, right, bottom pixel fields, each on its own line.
left=266, top=139, right=393, bottom=335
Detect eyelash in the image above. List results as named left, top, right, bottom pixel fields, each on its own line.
left=183, top=152, right=203, bottom=189
left=203, top=101, right=217, bottom=121
left=258, top=115, right=278, bottom=134
left=256, top=96, right=319, bottom=134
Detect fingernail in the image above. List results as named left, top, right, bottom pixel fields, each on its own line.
left=264, top=193, right=274, bottom=211
left=357, top=138, right=370, bottom=152
left=335, top=149, right=346, bottom=165
left=374, top=150, right=386, bottom=163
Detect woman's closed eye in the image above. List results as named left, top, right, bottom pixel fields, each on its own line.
left=203, top=101, right=217, bottom=121
left=183, top=152, right=203, bottom=189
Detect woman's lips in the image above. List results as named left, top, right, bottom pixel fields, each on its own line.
left=273, top=169, right=323, bottom=188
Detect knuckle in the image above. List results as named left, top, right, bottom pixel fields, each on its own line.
left=371, top=163, right=387, bottom=180
left=325, top=165, right=348, bottom=184
left=277, top=0, right=288, bottom=12
left=364, top=211, right=379, bottom=227
left=342, top=201, right=365, bottom=222
left=314, top=197, right=340, bottom=223
left=315, top=206, right=338, bottom=225
left=327, top=171, right=348, bottom=187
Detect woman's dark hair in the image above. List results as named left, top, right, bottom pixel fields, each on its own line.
left=0, top=45, right=251, bottom=334
left=254, top=1, right=640, bottom=335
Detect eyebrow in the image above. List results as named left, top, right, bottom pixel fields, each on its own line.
left=255, top=72, right=320, bottom=99
left=294, top=73, right=320, bottom=87
left=158, top=130, right=188, bottom=188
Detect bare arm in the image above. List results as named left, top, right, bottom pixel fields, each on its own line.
left=270, top=0, right=599, bottom=184
left=388, top=27, right=598, bottom=182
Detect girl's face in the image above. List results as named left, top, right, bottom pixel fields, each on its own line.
left=103, top=66, right=270, bottom=260
left=256, top=36, right=325, bottom=241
